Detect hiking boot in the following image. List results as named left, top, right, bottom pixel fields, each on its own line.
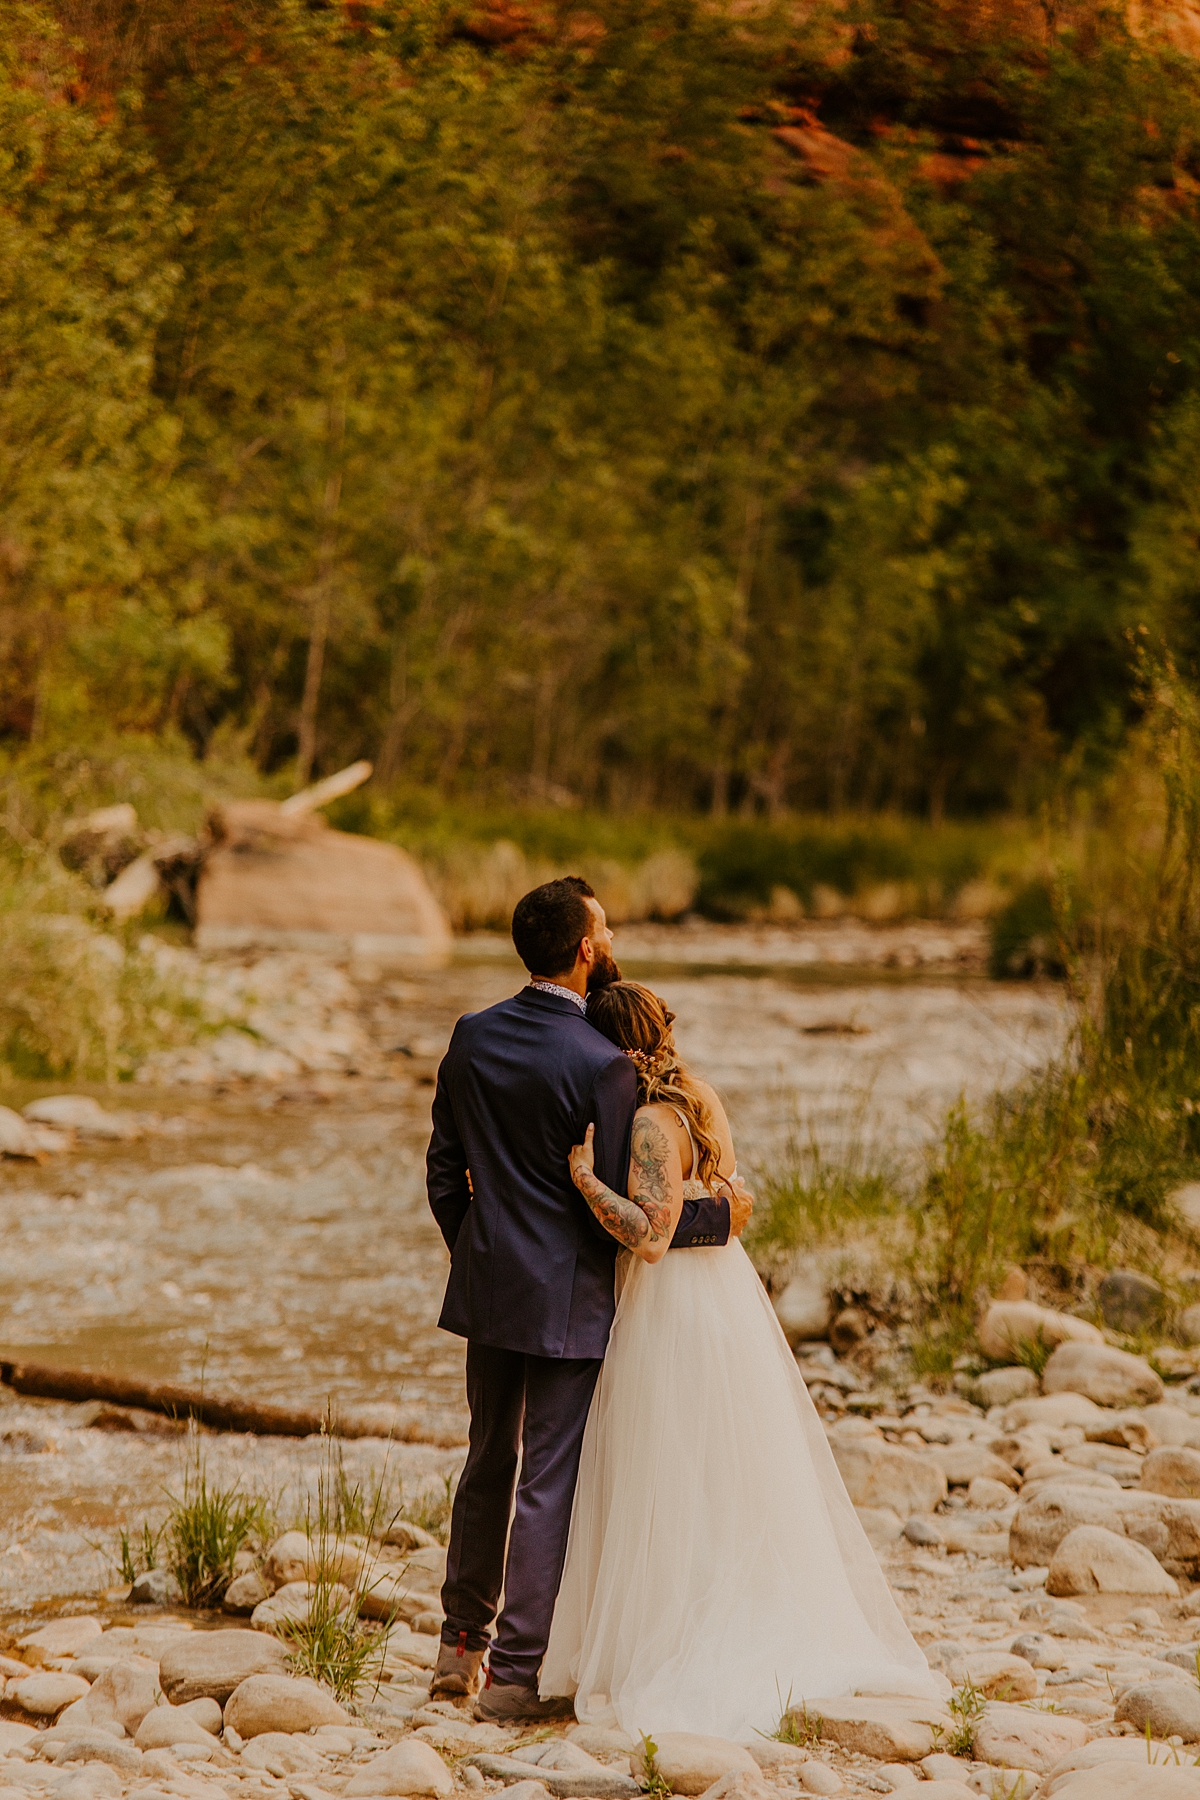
left=473, top=1680, right=575, bottom=1724
left=429, top=1635, right=487, bottom=1699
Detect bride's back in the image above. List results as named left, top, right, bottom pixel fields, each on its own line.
left=637, top=1084, right=736, bottom=1194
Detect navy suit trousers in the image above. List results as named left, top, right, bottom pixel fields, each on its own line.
left=440, top=1342, right=602, bottom=1688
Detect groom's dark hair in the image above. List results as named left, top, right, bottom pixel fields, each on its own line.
left=511, top=876, right=596, bottom=978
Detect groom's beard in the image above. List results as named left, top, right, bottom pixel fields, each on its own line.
left=587, top=946, right=622, bottom=993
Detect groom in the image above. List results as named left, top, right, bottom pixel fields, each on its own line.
left=426, top=876, right=750, bottom=1721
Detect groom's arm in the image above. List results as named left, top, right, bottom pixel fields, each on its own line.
left=671, top=1191, right=731, bottom=1248
left=427, top=1035, right=471, bottom=1253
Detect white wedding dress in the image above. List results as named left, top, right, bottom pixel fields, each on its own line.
left=541, top=1150, right=944, bottom=1742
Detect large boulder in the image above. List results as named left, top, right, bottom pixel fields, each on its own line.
left=224, top=1673, right=349, bottom=1738
left=1143, top=1447, right=1200, bottom=1498
left=197, top=800, right=451, bottom=955
left=1046, top=1525, right=1178, bottom=1596
left=343, top=1742, right=455, bottom=1798
left=978, top=1302, right=1103, bottom=1362
left=1114, top=1680, right=1200, bottom=1742
left=829, top=1439, right=947, bottom=1516
left=1042, top=1341, right=1163, bottom=1408
left=158, top=1628, right=287, bottom=1704
left=634, top=1737, right=758, bottom=1797
left=971, top=1702, right=1089, bottom=1773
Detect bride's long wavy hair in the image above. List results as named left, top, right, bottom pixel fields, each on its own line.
left=587, top=981, right=727, bottom=1191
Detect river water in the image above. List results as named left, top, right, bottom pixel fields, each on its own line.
left=0, top=927, right=1068, bottom=1617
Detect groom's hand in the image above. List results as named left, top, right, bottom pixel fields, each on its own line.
left=727, top=1177, right=754, bottom=1238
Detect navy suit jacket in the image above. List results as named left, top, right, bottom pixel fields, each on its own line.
left=427, top=987, right=731, bottom=1359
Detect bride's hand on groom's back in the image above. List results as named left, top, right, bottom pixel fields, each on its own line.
left=726, top=1177, right=754, bottom=1237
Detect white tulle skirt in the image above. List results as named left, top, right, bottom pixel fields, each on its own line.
left=541, top=1239, right=944, bottom=1741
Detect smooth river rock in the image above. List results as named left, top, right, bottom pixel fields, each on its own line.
left=241, top=1732, right=329, bottom=1775
left=772, top=1274, right=831, bottom=1345
left=251, top=1579, right=353, bottom=1634
left=946, top=1650, right=1036, bottom=1700
left=1042, top=1341, right=1164, bottom=1408
left=158, top=1628, right=288, bottom=1704
left=1044, top=1771, right=1200, bottom=1797
left=973, top=1367, right=1039, bottom=1409
left=829, top=1440, right=947, bottom=1517
left=343, top=1741, right=455, bottom=1798
left=223, top=1570, right=270, bottom=1614
left=11, top=1673, right=92, bottom=1717
left=19, top=1618, right=104, bottom=1663
left=977, top=1302, right=1103, bottom=1361
left=1113, top=1679, right=1200, bottom=1741
left=134, top=1706, right=219, bottom=1751
left=635, top=1736, right=758, bottom=1797
left=224, top=1673, right=350, bottom=1737
left=923, top=1442, right=1019, bottom=1489
left=807, top=1697, right=953, bottom=1762
left=1009, top=1485, right=1170, bottom=1568
left=1142, top=1446, right=1200, bottom=1498
left=128, top=1568, right=183, bottom=1606
left=43, top=1732, right=143, bottom=1776
left=1098, top=1269, right=1165, bottom=1332
left=77, top=1662, right=160, bottom=1735
left=1047, top=1524, right=1179, bottom=1595
left=971, top=1701, right=1089, bottom=1773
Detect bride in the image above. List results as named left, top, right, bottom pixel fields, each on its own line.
left=541, top=980, right=943, bottom=1742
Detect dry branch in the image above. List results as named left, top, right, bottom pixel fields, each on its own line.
left=0, top=1360, right=465, bottom=1446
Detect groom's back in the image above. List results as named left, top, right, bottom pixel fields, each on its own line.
left=427, top=987, right=636, bottom=1359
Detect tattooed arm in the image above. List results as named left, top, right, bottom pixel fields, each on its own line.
left=568, top=1108, right=684, bottom=1264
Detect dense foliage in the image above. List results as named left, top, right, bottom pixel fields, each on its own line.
left=5, top=0, right=1200, bottom=817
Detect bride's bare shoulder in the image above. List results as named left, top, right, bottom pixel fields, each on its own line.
left=691, top=1077, right=727, bottom=1118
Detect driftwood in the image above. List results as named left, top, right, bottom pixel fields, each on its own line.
left=0, top=1360, right=460, bottom=1444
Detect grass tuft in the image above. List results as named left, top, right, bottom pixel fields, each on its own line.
left=164, top=1439, right=272, bottom=1608
left=638, top=1735, right=672, bottom=1800
left=278, top=1430, right=395, bottom=1703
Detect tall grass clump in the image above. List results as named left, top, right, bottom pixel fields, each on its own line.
left=752, top=663, right=1200, bottom=1370
left=164, top=1444, right=271, bottom=1607
left=278, top=1433, right=396, bottom=1702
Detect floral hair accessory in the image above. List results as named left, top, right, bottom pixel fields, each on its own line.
left=625, top=1047, right=660, bottom=1073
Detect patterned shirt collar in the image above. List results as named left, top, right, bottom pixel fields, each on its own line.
left=528, top=979, right=587, bottom=1013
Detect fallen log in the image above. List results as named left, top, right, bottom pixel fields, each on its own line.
left=0, top=1361, right=467, bottom=1447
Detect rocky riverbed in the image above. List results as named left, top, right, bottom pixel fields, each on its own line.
left=1, top=927, right=1143, bottom=1798
left=7, top=1328, right=1200, bottom=1797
